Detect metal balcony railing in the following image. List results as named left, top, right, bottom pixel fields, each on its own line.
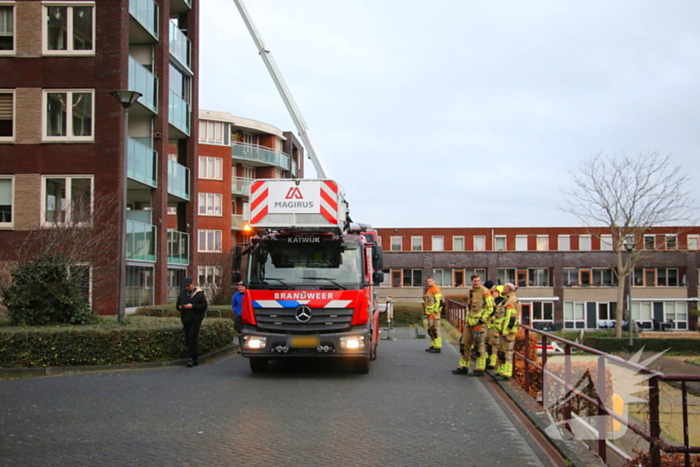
left=127, top=138, right=157, bottom=187
left=231, top=141, right=290, bottom=171
left=167, top=158, right=190, bottom=200
left=167, top=230, right=189, bottom=265
left=129, top=0, right=159, bottom=39
left=128, top=56, right=158, bottom=113
left=126, top=220, right=156, bottom=262
left=232, top=177, right=253, bottom=197
left=168, top=90, right=190, bottom=136
left=231, top=214, right=247, bottom=231
left=169, top=21, right=191, bottom=70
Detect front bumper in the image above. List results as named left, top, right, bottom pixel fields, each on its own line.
left=240, top=327, right=370, bottom=358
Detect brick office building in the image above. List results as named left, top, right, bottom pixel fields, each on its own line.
left=376, top=227, right=700, bottom=331
left=0, top=0, right=199, bottom=313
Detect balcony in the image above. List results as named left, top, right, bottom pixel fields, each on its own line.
left=232, top=177, right=253, bottom=197
left=231, top=142, right=291, bottom=171
left=231, top=214, right=247, bottom=231
left=170, top=0, right=191, bottom=15
left=167, top=230, right=189, bottom=265
left=168, top=90, right=190, bottom=137
left=169, top=21, right=191, bottom=71
left=127, top=220, right=156, bottom=262
left=128, top=138, right=157, bottom=187
left=167, top=159, right=190, bottom=201
left=129, top=0, right=158, bottom=42
left=128, top=56, right=158, bottom=113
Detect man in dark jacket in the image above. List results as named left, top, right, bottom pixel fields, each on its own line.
left=176, top=276, right=208, bottom=367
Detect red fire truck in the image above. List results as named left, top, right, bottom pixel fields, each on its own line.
left=233, top=179, right=384, bottom=374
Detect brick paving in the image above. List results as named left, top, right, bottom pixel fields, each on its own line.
left=0, top=332, right=549, bottom=467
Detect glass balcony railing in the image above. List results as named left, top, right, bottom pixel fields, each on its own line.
left=169, top=21, right=191, bottom=70
left=129, top=56, right=158, bottom=113
left=168, top=90, right=190, bottom=136
left=128, top=138, right=157, bottom=187
left=232, top=177, right=253, bottom=197
left=167, top=230, right=189, bottom=265
left=167, top=158, right=190, bottom=200
left=126, top=220, right=156, bottom=262
left=129, top=0, right=159, bottom=39
left=231, top=142, right=291, bottom=171
left=231, top=214, right=247, bottom=231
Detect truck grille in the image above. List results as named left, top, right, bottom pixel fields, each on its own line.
left=255, top=307, right=354, bottom=333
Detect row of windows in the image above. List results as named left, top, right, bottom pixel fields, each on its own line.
left=0, top=3, right=95, bottom=56
left=387, top=233, right=696, bottom=252
left=563, top=301, right=689, bottom=330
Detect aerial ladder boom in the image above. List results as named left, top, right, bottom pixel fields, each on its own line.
left=232, top=0, right=329, bottom=179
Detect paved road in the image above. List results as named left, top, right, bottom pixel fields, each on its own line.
left=0, top=332, right=553, bottom=467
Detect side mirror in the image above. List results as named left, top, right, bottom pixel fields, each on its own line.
left=372, top=271, right=384, bottom=286
left=372, top=245, right=383, bottom=272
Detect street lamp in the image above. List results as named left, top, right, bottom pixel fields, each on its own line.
left=623, top=239, right=636, bottom=353
left=111, top=90, right=142, bottom=324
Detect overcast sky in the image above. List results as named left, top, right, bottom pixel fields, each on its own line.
left=199, top=1, right=700, bottom=228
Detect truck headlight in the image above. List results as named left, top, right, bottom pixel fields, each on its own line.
left=340, top=336, right=365, bottom=350
left=243, top=335, right=267, bottom=349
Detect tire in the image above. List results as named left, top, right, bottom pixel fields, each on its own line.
left=249, top=357, right=269, bottom=373
left=354, top=356, right=370, bottom=375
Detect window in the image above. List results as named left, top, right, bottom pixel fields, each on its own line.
left=241, top=165, right=255, bottom=180
left=516, top=269, right=528, bottom=287
left=198, top=229, right=222, bottom=252
left=432, top=236, right=443, bottom=251
left=532, top=302, right=553, bottom=321
left=199, top=120, right=227, bottom=145
left=390, top=236, right=402, bottom=251
left=657, top=268, right=679, bottom=287
left=0, top=90, right=13, bottom=139
left=433, top=269, right=445, bottom=287
left=198, top=193, right=222, bottom=216
left=402, top=269, right=422, bottom=287
left=558, top=235, right=570, bottom=251
left=497, top=268, right=516, bottom=285
left=528, top=268, right=549, bottom=287
left=167, top=206, right=177, bottom=215
left=578, top=235, right=591, bottom=251
left=495, top=235, right=506, bottom=251
left=644, top=234, right=655, bottom=250
left=688, top=235, right=698, bottom=250
left=453, top=269, right=465, bottom=287
left=536, top=235, right=549, bottom=251
left=44, top=90, right=94, bottom=141
left=473, top=235, right=485, bottom=251
left=631, top=302, right=653, bottom=322
left=42, top=176, right=93, bottom=224
left=411, top=236, right=422, bottom=251
left=0, top=176, right=12, bottom=225
left=198, top=156, right=223, bottom=180
left=562, top=268, right=578, bottom=287
left=453, top=236, right=464, bottom=251
left=563, top=301, right=586, bottom=329
left=515, top=235, right=528, bottom=251
left=0, top=5, right=14, bottom=52
left=666, top=234, right=677, bottom=250
left=600, top=234, right=613, bottom=251
left=592, top=268, right=615, bottom=286
left=198, top=265, right=221, bottom=292
left=579, top=269, right=592, bottom=286
left=44, top=4, right=95, bottom=54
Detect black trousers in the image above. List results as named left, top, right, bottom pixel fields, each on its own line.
left=182, top=318, right=203, bottom=361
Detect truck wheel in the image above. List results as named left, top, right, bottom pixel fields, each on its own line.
left=354, top=356, right=370, bottom=375
left=249, top=357, right=269, bottom=373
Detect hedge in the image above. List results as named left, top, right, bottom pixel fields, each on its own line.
left=582, top=337, right=700, bottom=354
left=0, top=318, right=235, bottom=368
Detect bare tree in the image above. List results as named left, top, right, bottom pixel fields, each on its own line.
left=561, top=151, right=697, bottom=337
left=200, top=251, right=235, bottom=306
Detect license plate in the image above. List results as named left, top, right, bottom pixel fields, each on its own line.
left=288, top=335, right=320, bottom=348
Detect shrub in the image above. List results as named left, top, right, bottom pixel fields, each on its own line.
left=380, top=302, right=423, bottom=327
left=0, top=317, right=234, bottom=368
left=134, top=304, right=234, bottom=319
left=0, top=255, right=98, bottom=326
left=583, top=337, right=700, bottom=354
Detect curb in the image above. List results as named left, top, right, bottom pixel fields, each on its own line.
left=0, top=344, right=240, bottom=379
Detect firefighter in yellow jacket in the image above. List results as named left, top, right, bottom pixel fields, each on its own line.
left=493, top=282, right=520, bottom=380
left=486, top=283, right=505, bottom=370
left=452, top=273, right=494, bottom=375
left=424, top=277, right=443, bottom=353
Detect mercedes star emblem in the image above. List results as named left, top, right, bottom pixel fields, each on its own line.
left=295, top=306, right=312, bottom=323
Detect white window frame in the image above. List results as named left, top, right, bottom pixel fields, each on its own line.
left=515, top=235, right=528, bottom=251
left=431, top=236, right=443, bottom=251
left=0, top=3, right=16, bottom=55
left=600, top=234, right=613, bottom=251
left=688, top=234, right=699, bottom=250
left=42, top=89, right=94, bottom=141
left=643, top=234, right=656, bottom=250
left=411, top=236, right=423, bottom=251
left=40, top=175, right=94, bottom=226
left=198, top=229, right=222, bottom=253
left=494, top=235, right=506, bottom=251
left=558, top=235, right=570, bottom=251
left=42, top=2, right=96, bottom=56
left=198, top=265, right=221, bottom=289
left=198, top=156, right=223, bottom=180
left=473, top=235, right=485, bottom=251
left=666, top=234, right=678, bottom=250
left=199, top=120, right=226, bottom=145
left=536, top=235, right=549, bottom=251
left=390, top=236, right=402, bottom=251
left=453, top=236, right=465, bottom=251
left=0, top=175, right=13, bottom=227
left=578, top=235, right=591, bottom=251
left=0, top=89, right=15, bottom=141
left=167, top=205, right=177, bottom=215
left=563, top=301, right=586, bottom=329
left=198, top=193, right=222, bottom=217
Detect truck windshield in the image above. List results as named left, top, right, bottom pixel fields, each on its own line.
left=249, top=236, right=363, bottom=290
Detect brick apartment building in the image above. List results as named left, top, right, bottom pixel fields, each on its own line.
left=0, top=0, right=200, bottom=313
left=187, top=109, right=304, bottom=295
left=376, top=227, right=700, bottom=331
